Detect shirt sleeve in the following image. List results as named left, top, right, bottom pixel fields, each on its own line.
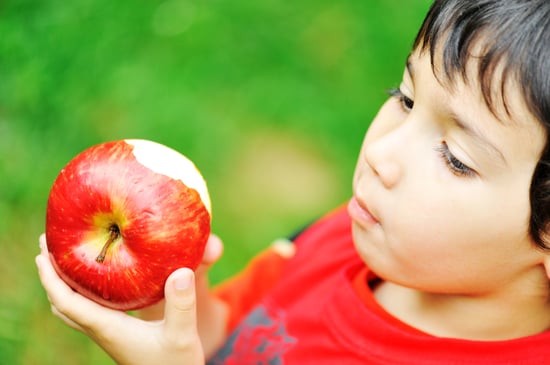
left=212, top=238, right=295, bottom=333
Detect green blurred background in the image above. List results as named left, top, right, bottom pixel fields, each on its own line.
left=1, top=0, right=431, bottom=363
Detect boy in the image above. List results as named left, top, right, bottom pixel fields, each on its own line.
left=36, top=0, right=550, bottom=363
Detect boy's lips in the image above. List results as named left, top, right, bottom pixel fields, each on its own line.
left=348, top=196, right=380, bottom=228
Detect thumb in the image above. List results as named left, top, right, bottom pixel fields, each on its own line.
left=163, top=268, right=198, bottom=340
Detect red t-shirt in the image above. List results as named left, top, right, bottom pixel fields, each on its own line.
left=210, top=206, right=550, bottom=364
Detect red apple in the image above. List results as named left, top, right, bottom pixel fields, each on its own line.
left=45, top=139, right=211, bottom=311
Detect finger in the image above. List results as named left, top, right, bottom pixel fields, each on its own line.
left=51, top=305, right=85, bottom=332
left=35, top=252, right=117, bottom=332
left=162, top=268, right=198, bottom=342
left=37, top=236, right=100, bottom=314
left=195, top=234, right=223, bottom=282
left=39, top=233, right=47, bottom=250
left=201, top=234, right=223, bottom=266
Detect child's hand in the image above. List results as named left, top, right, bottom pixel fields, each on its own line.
left=133, top=234, right=228, bottom=357
left=36, top=234, right=208, bottom=365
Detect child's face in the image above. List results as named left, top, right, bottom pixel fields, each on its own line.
left=349, top=48, right=548, bottom=295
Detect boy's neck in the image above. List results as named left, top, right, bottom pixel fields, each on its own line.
left=373, top=270, right=550, bottom=341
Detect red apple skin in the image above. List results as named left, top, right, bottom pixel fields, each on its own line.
left=45, top=140, right=211, bottom=311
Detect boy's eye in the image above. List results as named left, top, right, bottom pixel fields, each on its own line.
left=435, top=142, right=476, bottom=178
left=387, top=88, right=414, bottom=111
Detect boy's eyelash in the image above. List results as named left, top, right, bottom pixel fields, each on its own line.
left=387, top=88, right=414, bottom=111
left=435, top=142, right=476, bottom=178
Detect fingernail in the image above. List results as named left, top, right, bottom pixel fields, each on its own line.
left=174, top=270, right=193, bottom=291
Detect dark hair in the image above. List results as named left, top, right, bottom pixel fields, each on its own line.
left=413, top=0, right=550, bottom=249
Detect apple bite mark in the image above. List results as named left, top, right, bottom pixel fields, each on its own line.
left=126, top=139, right=212, bottom=215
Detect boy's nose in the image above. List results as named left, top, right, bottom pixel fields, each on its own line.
left=363, top=139, right=402, bottom=189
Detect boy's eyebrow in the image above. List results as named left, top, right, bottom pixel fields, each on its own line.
left=449, top=112, right=507, bottom=166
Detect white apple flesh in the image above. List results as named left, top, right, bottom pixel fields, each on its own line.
left=45, top=139, right=211, bottom=311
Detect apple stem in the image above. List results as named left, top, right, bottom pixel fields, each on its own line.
left=96, top=225, right=120, bottom=263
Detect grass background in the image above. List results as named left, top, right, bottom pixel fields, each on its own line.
left=1, top=1, right=431, bottom=363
